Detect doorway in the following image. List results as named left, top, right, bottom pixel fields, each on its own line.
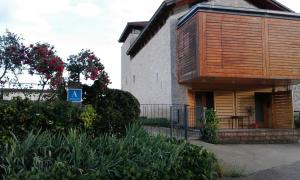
left=195, top=92, right=214, bottom=110
left=194, top=92, right=214, bottom=126
left=255, top=93, right=272, bottom=128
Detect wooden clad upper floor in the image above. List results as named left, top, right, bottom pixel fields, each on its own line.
left=177, top=5, right=300, bottom=85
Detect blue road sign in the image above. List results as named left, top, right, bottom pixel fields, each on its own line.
left=67, top=89, right=82, bottom=103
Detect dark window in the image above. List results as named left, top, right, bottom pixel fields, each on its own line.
left=195, top=92, right=214, bottom=109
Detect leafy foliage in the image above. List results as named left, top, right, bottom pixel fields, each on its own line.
left=0, top=124, right=219, bottom=179
left=0, top=89, right=140, bottom=141
left=203, top=110, right=219, bottom=144
left=92, top=89, right=140, bottom=136
left=140, top=117, right=171, bottom=127
left=0, top=31, right=26, bottom=85
left=26, top=43, right=64, bottom=101
left=0, top=98, right=81, bottom=142
left=66, top=49, right=110, bottom=88
left=80, top=105, right=96, bottom=129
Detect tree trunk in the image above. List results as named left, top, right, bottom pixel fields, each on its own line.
left=38, top=79, right=48, bottom=102
left=0, top=65, right=8, bottom=83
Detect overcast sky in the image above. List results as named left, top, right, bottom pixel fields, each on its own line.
left=0, top=0, right=299, bottom=89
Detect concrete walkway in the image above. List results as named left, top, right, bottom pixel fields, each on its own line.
left=235, top=161, right=300, bottom=180
left=189, top=140, right=300, bottom=175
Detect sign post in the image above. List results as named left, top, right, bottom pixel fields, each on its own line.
left=67, top=88, right=82, bottom=103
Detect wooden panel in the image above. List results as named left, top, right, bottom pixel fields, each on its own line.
left=177, top=15, right=198, bottom=82
left=236, top=91, right=255, bottom=127
left=187, top=90, right=196, bottom=127
left=176, top=11, right=300, bottom=84
left=214, top=91, right=235, bottom=128
left=272, top=91, right=293, bottom=129
left=187, top=90, right=196, bottom=107
left=268, top=19, right=300, bottom=77
left=205, top=13, right=264, bottom=76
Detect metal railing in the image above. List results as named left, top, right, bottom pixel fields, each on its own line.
left=295, top=111, right=300, bottom=129
left=140, top=104, right=205, bottom=140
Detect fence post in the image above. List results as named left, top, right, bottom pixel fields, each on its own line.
left=184, top=105, right=188, bottom=140
left=170, top=106, right=173, bottom=138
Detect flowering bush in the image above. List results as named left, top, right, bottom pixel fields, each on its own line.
left=66, top=49, right=110, bottom=90
left=26, top=43, right=64, bottom=100
left=0, top=31, right=27, bottom=85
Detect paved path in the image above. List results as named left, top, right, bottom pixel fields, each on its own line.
left=189, top=140, right=300, bottom=175
left=234, top=161, right=300, bottom=180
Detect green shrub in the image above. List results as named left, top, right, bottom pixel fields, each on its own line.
left=0, top=124, right=219, bottom=179
left=203, top=110, right=219, bottom=144
left=93, top=89, right=140, bottom=136
left=80, top=105, right=96, bottom=129
left=0, top=89, right=140, bottom=139
left=140, top=117, right=170, bottom=127
left=0, top=99, right=82, bottom=142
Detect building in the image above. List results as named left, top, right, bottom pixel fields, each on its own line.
left=119, top=0, right=300, bottom=141
left=0, top=88, right=52, bottom=101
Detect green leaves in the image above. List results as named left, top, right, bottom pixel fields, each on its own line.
left=0, top=125, right=219, bottom=179
left=80, top=105, right=96, bottom=129
left=203, top=110, right=220, bottom=144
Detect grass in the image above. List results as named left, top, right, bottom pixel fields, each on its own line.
left=218, top=162, right=245, bottom=178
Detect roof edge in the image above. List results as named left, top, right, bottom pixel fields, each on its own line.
left=126, top=0, right=176, bottom=55
left=266, top=0, right=294, bottom=12
left=118, top=21, right=148, bottom=43
left=177, top=4, right=300, bottom=28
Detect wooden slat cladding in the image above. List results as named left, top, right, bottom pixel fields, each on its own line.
left=236, top=91, right=255, bottom=126
left=214, top=91, right=235, bottom=128
left=268, top=20, right=300, bottom=77
left=177, top=11, right=300, bottom=83
left=205, top=13, right=264, bottom=77
left=272, top=91, right=293, bottom=129
left=176, top=16, right=198, bottom=82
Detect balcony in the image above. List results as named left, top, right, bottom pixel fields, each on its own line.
left=176, top=5, right=300, bottom=86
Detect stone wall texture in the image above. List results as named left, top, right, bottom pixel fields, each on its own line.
left=205, top=0, right=258, bottom=8
left=121, top=18, right=173, bottom=105
left=293, top=85, right=300, bottom=111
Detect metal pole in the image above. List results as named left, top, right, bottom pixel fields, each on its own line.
left=184, top=105, right=188, bottom=140
left=170, top=106, right=173, bottom=137
left=201, top=108, right=207, bottom=139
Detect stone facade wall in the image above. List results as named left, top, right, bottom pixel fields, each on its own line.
left=293, top=85, right=300, bottom=111
left=205, top=0, right=258, bottom=9
left=170, top=15, right=189, bottom=105
left=121, top=19, right=174, bottom=105
left=121, top=11, right=190, bottom=105
left=121, top=33, right=138, bottom=92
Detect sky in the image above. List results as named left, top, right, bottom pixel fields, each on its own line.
left=0, top=0, right=299, bottom=89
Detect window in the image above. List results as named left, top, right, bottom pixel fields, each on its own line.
left=133, top=75, right=135, bottom=83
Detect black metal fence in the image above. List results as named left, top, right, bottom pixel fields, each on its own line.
left=140, top=106, right=300, bottom=137
left=295, top=111, right=300, bottom=128
left=140, top=104, right=205, bottom=140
